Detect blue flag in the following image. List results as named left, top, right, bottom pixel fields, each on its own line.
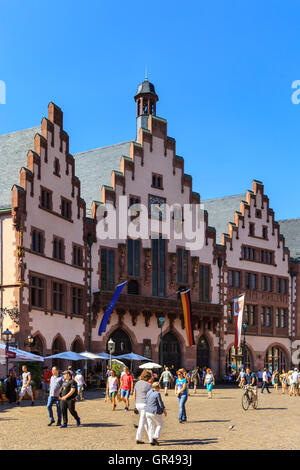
left=98, top=281, right=127, bottom=336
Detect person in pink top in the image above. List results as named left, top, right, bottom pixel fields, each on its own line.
left=119, top=366, right=134, bottom=411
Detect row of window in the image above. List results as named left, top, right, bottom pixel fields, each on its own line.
left=228, top=303, right=287, bottom=328
left=31, top=229, right=83, bottom=266
left=41, top=187, right=72, bottom=221
left=228, top=270, right=288, bottom=294
left=241, top=246, right=274, bottom=265
left=30, top=275, right=83, bottom=315
left=100, top=243, right=211, bottom=302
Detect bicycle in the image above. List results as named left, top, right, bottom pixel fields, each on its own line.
left=241, top=385, right=258, bottom=410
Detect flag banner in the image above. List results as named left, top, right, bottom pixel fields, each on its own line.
left=98, top=281, right=127, bottom=336
left=180, top=289, right=195, bottom=347
left=234, top=294, right=245, bottom=349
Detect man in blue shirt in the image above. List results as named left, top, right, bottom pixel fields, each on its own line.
left=46, top=366, right=64, bottom=426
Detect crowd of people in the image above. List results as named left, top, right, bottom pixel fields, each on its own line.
left=102, top=364, right=216, bottom=445
left=1, top=360, right=300, bottom=445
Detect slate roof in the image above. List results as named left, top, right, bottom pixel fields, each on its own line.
left=277, top=219, right=300, bottom=259
left=74, top=141, right=132, bottom=214
left=203, top=194, right=245, bottom=244
left=0, top=126, right=132, bottom=215
left=0, top=127, right=40, bottom=209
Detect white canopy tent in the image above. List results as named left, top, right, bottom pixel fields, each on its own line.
left=0, top=342, right=44, bottom=362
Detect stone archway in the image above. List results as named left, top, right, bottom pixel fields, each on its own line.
left=107, top=328, right=132, bottom=357
left=264, top=345, right=289, bottom=373
left=51, top=334, right=66, bottom=371
left=196, top=335, right=210, bottom=370
left=159, top=332, right=181, bottom=371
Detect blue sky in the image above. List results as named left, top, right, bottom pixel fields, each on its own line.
left=1, top=1, right=299, bottom=220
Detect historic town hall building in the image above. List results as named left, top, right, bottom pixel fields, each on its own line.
left=0, top=79, right=299, bottom=375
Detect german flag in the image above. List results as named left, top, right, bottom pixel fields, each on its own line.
left=180, top=289, right=195, bottom=347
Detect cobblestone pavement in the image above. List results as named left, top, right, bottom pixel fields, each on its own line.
left=1, top=386, right=299, bottom=450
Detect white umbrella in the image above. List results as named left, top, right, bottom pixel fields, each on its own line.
left=139, top=362, right=162, bottom=369
left=0, top=342, right=44, bottom=362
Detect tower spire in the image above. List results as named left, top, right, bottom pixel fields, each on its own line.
left=134, top=77, right=159, bottom=140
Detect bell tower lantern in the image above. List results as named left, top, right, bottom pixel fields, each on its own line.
left=134, top=78, right=159, bottom=140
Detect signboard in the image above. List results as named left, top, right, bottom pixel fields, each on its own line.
left=5, top=350, right=16, bottom=359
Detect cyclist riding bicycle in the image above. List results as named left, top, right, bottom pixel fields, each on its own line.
left=240, top=368, right=257, bottom=406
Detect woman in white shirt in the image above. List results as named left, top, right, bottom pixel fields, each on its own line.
left=105, top=370, right=119, bottom=410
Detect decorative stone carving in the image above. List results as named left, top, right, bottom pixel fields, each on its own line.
left=168, top=313, right=177, bottom=329
left=129, top=310, right=139, bottom=326
left=116, top=308, right=125, bottom=325
left=191, top=256, right=199, bottom=289
left=143, top=248, right=152, bottom=285
left=143, top=311, right=152, bottom=327
left=118, top=243, right=126, bottom=281
left=169, top=253, right=177, bottom=288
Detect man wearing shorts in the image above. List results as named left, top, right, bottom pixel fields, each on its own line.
left=17, top=365, right=34, bottom=406
left=119, top=367, right=133, bottom=411
left=191, top=367, right=200, bottom=394
left=241, top=368, right=257, bottom=406
left=159, top=367, right=173, bottom=396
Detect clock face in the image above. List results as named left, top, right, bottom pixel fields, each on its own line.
left=150, top=196, right=166, bottom=220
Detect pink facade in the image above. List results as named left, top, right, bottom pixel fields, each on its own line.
left=0, top=80, right=299, bottom=375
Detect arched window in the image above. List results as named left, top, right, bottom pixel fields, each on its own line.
left=225, top=345, right=252, bottom=373
left=52, top=335, right=65, bottom=371
left=197, top=336, right=210, bottom=369
left=71, top=338, right=84, bottom=371
left=264, top=346, right=288, bottom=373
left=31, top=335, right=44, bottom=356
left=160, top=332, right=181, bottom=371
left=107, top=329, right=132, bottom=357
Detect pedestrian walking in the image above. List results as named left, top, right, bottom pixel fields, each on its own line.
left=290, top=368, right=300, bottom=396
left=158, top=367, right=173, bottom=396
left=145, top=382, right=167, bottom=446
left=175, top=369, right=188, bottom=423
left=191, top=366, right=200, bottom=393
left=67, top=365, right=75, bottom=378
left=105, top=369, right=119, bottom=410
left=59, top=370, right=81, bottom=428
left=119, top=366, right=134, bottom=411
left=41, top=366, right=52, bottom=400
left=204, top=368, right=215, bottom=399
left=134, top=369, right=152, bottom=444
left=46, top=366, right=64, bottom=426
left=280, top=369, right=288, bottom=394
left=261, top=368, right=271, bottom=394
left=5, top=369, right=17, bottom=404
left=271, top=369, right=279, bottom=392
left=257, top=369, right=263, bottom=388
left=16, top=365, right=35, bottom=406
left=75, top=369, right=87, bottom=401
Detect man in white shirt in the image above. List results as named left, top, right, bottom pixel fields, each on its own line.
left=261, top=368, right=271, bottom=394
left=291, top=368, right=300, bottom=396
